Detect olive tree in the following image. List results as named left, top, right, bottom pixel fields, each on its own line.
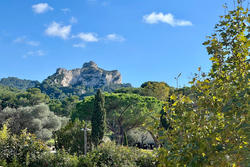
left=0, top=104, right=68, bottom=140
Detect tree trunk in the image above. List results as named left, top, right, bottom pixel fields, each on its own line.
left=148, top=130, right=159, bottom=148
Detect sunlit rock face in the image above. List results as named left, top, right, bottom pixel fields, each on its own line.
left=49, top=61, right=122, bottom=87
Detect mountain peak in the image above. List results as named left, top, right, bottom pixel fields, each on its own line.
left=46, top=61, right=122, bottom=87
left=82, top=61, right=98, bottom=69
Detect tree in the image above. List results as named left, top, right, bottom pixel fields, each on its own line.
left=0, top=86, right=50, bottom=110
left=140, top=81, right=170, bottom=101
left=72, top=93, right=162, bottom=145
left=54, top=119, right=91, bottom=155
left=115, top=81, right=171, bottom=101
left=49, top=95, right=79, bottom=116
left=0, top=85, right=22, bottom=110
left=91, top=89, right=106, bottom=147
left=16, top=88, right=50, bottom=106
left=157, top=2, right=249, bottom=166
left=0, top=104, right=68, bottom=140
left=0, top=77, right=39, bottom=90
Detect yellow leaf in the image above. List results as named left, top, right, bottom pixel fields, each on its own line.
left=172, top=102, right=177, bottom=107
left=216, top=137, right=221, bottom=142
left=170, top=95, right=177, bottom=101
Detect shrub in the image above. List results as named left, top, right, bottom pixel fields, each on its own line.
left=0, top=123, right=48, bottom=166
left=54, top=119, right=92, bottom=155
left=78, top=142, right=157, bottom=167
left=29, top=150, right=79, bottom=167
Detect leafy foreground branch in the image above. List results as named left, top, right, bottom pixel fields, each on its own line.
left=157, top=2, right=249, bottom=167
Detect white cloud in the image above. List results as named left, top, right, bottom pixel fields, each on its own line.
left=13, top=36, right=26, bottom=43
left=106, top=34, right=125, bottom=42
left=45, top=22, right=71, bottom=39
left=73, top=43, right=86, bottom=48
left=13, top=36, right=40, bottom=46
left=23, top=50, right=45, bottom=58
left=70, top=17, right=78, bottom=24
left=26, top=41, right=40, bottom=46
left=32, top=3, right=53, bottom=14
left=61, top=8, right=71, bottom=13
left=143, top=12, right=192, bottom=27
left=72, top=33, right=98, bottom=42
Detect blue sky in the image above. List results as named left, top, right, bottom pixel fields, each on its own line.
left=0, top=0, right=233, bottom=87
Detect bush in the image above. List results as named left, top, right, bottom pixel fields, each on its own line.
left=29, top=150, right=79, bottom=167
left=78, top=142, right=157, bottom=167
left=136, top=150, right=157, bottom=167
left=54, top=119, right=92, bottom=155
left=0, top=123, right=48, bottom=166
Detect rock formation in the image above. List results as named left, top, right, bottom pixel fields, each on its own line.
left=47, top=61, right=122, bottom=88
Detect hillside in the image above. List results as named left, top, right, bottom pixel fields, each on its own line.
left=0, top=77, right=39, bottom=90
left=0, top=61, right=131, bottom=99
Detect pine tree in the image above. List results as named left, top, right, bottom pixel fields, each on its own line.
left=91, top=89, right=106, bottom=147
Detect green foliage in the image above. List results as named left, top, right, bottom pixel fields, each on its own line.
left=0, top=85, right=22, bottom=110
left=0, top=123, right=48, bottom=166
left=16, top=88, right=50, bottom=106
left=115, top=81, right=170, bottom=101
left=78, top=142, right=157, bottom=167
left=159, top=106, right=171, bottom=131
left=37, top=80, right=84, bottom=100
left=157, top=2, right=249, bottom=166
left=140, top=81, right=170, bottom=101
left=49, top=96, right=79, bottom=116
left=0, top=77, right=39, bottom=90
left=29, top=150, right=79, bottom=167
left=72, top=93, right=162, bottom=145
left=91, top=89, right=106, bottom=146
left=38, top=78, right=131, bottom=100
left=0, top=104, right=68, bottom=140
left=54, top=119, right=91, bottom=155
left=0, top=87, right=50, bottom=110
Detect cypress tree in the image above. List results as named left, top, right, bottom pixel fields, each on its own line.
left=91, top=89, right=106, bottom=147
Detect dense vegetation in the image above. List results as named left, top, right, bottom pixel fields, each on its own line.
left=37, top=80, right=132, bottom=100
left=0, top=77, right=39, bottom=90
left=156, top=3, right=249, bottom=166
left=0, top=1, right=249, bottom=166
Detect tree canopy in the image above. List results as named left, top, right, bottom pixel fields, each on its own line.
left=72, top=93, right=162, bottom=144
left=115, top=81, right=171, bottom=101
left=0, top=104, right=68, bottom=140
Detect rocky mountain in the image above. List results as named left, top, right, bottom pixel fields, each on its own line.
left=0, top=61, right=131, bottom=99
left=47, top=61, right=122, bottom=87
left=37, top=61, right=131, bottom=99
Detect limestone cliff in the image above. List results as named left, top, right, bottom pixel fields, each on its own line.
left=46, top=61, right=122, bottom=88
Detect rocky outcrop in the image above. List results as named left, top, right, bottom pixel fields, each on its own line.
left=47, top=61, right=122, bottom=88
